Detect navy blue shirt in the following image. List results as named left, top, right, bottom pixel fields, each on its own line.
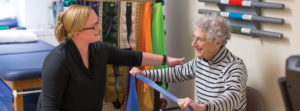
left=38, top=40, right=142, bottom=111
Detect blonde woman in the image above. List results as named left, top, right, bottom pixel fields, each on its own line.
left=37, top=5, right=184, bottom=111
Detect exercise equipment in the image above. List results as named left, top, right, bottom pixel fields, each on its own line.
left=136, top=74, right=193, bottom=111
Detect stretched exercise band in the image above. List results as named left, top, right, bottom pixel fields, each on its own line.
left=135, top=74, right=193, bottom=111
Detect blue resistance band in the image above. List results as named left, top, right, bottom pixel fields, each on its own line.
left=136, top=74, right=192, bottom=111
left=126, top=75, right=139, bottom=111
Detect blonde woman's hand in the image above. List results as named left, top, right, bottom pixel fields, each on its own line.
left=167, top=56, right=185, bottom=67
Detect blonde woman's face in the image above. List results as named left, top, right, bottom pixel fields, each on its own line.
left=78, top=10, right=101, bottom=43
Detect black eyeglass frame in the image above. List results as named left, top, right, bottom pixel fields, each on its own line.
left=79, top=25, right=98, bottom=31
left=79, top=20, right=100, bottom=31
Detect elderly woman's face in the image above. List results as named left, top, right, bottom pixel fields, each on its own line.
left=192, top=29, right=222, bottom=60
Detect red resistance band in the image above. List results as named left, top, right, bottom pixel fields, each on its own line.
left=228, top=0, right=243, bottom=6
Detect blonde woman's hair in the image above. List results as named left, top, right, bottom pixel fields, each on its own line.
left=55, top=5, right=91, bottom=43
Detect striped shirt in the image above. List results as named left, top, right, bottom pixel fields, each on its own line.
left=145, top=46, right=247, bottom=111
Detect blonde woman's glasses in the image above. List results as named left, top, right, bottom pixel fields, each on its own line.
left=80, top=23, right=100, bottom=31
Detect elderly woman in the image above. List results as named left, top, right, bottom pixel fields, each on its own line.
left=130, top=13, right=247, bottom=111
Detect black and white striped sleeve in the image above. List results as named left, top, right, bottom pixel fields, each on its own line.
left=144, top=58, right=197, bottom=83
left=206, top=61, right=247, bottom=111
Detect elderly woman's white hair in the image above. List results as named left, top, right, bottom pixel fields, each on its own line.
left=193, top=13, right=231, bottom=45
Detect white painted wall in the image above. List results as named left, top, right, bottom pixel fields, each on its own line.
left=0, top=0, right=18, bottom=19
left=162, top=0, right=198, bottom=110
left=17, top=0, right=58, bottom=46
left=17, top=0, right=57, bottom=29
left=164, top=0, right=300, bottom=111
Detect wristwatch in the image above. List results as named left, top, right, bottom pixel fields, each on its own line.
left=162, top=55, right=167, bottom=65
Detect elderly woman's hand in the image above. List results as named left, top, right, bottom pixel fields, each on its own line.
left=167, top=57, right=185, bottom=67
left=129, top=67, right=145, bottom=77
left=177, top=97, right=206, bottom=111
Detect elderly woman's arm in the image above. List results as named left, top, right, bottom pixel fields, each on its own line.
left=130, top=58, right=198, bottom=83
